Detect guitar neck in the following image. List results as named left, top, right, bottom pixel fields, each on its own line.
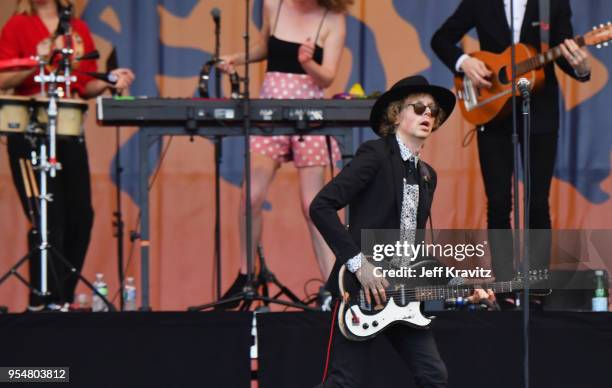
left=413, top=281, right=522, bottom=302
left=517, top=36, right=585, bottom=75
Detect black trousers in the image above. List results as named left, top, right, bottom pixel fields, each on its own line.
left=7, top=134, right=94, bottom=306
left=316, top=318, right=447, bottom=388
left=477, top=127, right=557, bottom=281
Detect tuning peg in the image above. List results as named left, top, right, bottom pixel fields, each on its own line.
left=593, top=25, right=597, bottom=30
left=597, top=44, right=602, bottom=49
left=601, top=24, right=605, bottom=28
left=605, top=42, right=609, bottom=47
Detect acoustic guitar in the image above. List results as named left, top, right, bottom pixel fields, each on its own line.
left=454, top=22, right=611, bottom=126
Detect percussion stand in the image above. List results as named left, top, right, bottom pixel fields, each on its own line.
left=0, top=59, right=63, bottom=303
left=188, top=0, right=314, bottom=312
left=0, top=101, right=50, bottom=302
left=33, top=54, right=115, bottom=310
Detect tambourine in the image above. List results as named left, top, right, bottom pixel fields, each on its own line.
left=198, top=59, right=241, bottom=99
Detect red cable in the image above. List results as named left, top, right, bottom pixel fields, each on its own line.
left=322, top=299, right=340, bottom=383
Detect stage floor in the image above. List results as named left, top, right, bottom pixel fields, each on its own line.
left=1, top=311, right=610, bottom=388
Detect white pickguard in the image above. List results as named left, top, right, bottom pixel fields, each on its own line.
left=341, top=298, right=432, bottom=341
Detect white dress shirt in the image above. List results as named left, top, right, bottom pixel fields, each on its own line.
left=455, top=0, right=528, bottom=71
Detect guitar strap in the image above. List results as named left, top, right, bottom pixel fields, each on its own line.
left=538, top=0, right=551, bottom=51
left=417, top=162, right=436, bottom=243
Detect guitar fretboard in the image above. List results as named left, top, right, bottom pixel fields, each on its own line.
left=413, top=280, right=522, bottom=302
left=516, top=36, right=585, bottom=74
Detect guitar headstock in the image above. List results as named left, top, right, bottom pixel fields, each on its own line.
left=584, top=22, right=612, bottom=49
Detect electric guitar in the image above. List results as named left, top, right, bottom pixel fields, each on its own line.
left=454, top=22, right=611, bottom=126
left=337, top=261, right=548, bottom=341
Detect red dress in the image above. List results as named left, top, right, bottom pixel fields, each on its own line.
left=0, top=13, right=97, bottom=97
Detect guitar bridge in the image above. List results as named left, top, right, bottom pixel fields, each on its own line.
left=461, top=76, right=478, bottom=111
left=349, top=306, right=360, bottom=325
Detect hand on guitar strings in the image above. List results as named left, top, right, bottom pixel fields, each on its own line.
left=355, top=260, right=390, bottom=307
left=467, top=288, right=496, bottom=305
left=460, top=56, right=493, bottom=88
left=559, top=38, right=591, bottom=76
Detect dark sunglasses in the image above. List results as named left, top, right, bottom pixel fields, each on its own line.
left=405, top=102, right=441, bottom=118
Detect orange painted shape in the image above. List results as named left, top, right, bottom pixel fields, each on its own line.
left=556, top=53, right=609, bottom=110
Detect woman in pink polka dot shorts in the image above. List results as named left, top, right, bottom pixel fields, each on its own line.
left=217, top=0, right=352, bottom=305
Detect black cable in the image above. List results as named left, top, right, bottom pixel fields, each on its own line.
left=462, top=127, right=478, bottom=147
left=302, top=277, right=325, bottom=305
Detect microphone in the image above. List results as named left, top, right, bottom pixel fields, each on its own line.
left=54, top=3, right=73, bottom=37
left=517, top=78, right=531, bottom=100
left=210, top=7, right=221, bottom=23
left=77, top=50, right=100, bottom=61
left=84, top=71, right=118, bottom=85
left=105, top=47, right=120, bottom=96
left=59, top=3, right=73, bottom=21
left=106, top=47, right=119, bottom=73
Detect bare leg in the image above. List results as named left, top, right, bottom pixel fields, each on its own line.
left=239, top=153, right=280, bottom=274
left=298, top=166, right=335, bottom=279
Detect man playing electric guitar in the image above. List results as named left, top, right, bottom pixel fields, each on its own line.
left=431, top=0, right=591, bottom=307
left=310, top=76, right=491, bottom=388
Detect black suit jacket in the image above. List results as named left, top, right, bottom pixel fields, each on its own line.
left=309, top=136, right=437, bottom=296
left=431, top=0, right=590, bottom=133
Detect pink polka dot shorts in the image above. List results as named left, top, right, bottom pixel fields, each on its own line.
left=251, top=72, right=341, bottom=168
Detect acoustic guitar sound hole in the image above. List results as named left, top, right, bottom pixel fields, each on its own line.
left=498, top=66, right=509, bottom=84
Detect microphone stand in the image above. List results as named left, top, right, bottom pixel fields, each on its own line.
left=105, top=47, right=125, bottom=311
left=112, top=88, right=125, bottom=311
left=520, top=79, right=531, bottom=388
left=213, top=11, right=223, bottom=300
left=510, top=3, right=530, bottom=388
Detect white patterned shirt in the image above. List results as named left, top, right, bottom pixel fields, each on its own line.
left=390, top=134, right=420, bottom=269
left=346, top=135, right=420, bottom=272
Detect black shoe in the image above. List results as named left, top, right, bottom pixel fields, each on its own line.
left=214, top=273, right=247, bottom=310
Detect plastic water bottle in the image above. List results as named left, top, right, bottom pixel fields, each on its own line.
left=591, top=270, right=608, bottom=312
left=92, top=273, right=109, bottom=312
left=123, top=277, right=137, bottom=311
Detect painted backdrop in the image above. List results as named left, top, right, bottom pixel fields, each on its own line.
left=1, top=0, right=610, bottom=311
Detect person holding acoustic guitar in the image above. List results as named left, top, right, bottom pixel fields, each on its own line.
left=0, top=0, right=134, bottom=312
left=431, top=0, right=591, bottom=307
left=310, top=75, right=468, bottom=387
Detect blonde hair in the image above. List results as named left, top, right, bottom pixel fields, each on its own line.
left=318, top=0, right=354, bottom=13
left=16, top=0, right=71, bottom=15
left=378, top=94, right=447, bottom=137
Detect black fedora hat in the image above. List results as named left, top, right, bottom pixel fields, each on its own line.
left=369, top=75, right=456, bottom=136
